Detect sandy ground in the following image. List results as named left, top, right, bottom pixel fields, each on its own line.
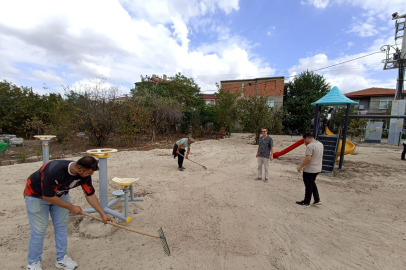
left=1, top=135, right=405, bottom=270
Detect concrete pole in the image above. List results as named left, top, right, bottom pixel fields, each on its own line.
left=98, top=158, right=108, bottom=209
left=395, top=15, right=406, bottom=100
left=41, top=140, right=49, bottom=164
left=313, top=105, right=319, bottom=138
left=338, top=104, right=351, bottom=170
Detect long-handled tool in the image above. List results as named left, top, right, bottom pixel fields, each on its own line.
left=81, top=212, right=170, bottom=256
left=178, top=153, right=207, bottom=170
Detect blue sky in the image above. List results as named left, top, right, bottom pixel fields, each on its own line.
left=0, top=0, right=404, bottom=95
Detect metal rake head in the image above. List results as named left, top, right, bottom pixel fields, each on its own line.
left=158, top=227, right=171, bottom=256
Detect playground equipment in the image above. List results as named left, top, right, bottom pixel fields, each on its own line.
left=325, top=127, right=355, bottom=156
left=273, top=138, right=304, bottom=159
left=311, top=86, right=359, bottom=171
left=33, top=135, right=56, bottom=164
left=83, top=149, right=144, bottom=222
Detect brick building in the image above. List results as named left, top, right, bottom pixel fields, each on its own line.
left=220, top=76, right=284, bottom=108
left=201, top=94, right=217, bottom=105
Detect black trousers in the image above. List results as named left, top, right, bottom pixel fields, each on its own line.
left=172, top=143, right=186, bottom=168
left=402, top=143, right=406, bottom=160
left=303, top=172, right=320, bottom=204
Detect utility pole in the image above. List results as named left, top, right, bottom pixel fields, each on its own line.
left=381, top=12, right=406, bottom=144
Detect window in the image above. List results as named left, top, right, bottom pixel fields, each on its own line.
left=379, top=99, right=392, bottom=109
left=206, top=100, right=211, bottom=105
left=266, top=99, right=274, bottom=108
left=353, top=100, right=360, bottom=109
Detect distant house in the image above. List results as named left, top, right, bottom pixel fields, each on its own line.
left=112, top=96, right=130, bottom=103
left=220, top=76, right=284, bottom=108
left=201, top=94, right=217, bottom=105
left=344, top=88, right=406, bottom=115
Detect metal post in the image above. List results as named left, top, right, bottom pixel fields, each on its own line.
left=98, top=158, right=108, bottom=209
left=124, top=187, right=129, bottom=218
left=339, top=104, right=351, bottom=170
left=42, top=140, right=49, bottom=164
left=130, top=184, right=134, bottom=200
left=395, top=58, right=404, bottom=100
left=313, top=105, right=319, bottom=137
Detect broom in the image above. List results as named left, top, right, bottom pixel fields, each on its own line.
left=178, top=154, right=207, bottom=170
left=81, top=212, right=170, bottom=256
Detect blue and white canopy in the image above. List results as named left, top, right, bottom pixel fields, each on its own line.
left=311, top=86, right=359, bottom=106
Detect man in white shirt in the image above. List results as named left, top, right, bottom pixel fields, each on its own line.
left=296, top=133, right=324, bottom=207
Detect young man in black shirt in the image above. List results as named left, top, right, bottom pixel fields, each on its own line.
left=24, top=156, right=112, bottom=270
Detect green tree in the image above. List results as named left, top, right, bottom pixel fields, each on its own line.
left=213, top=88, right=239, bottom=131
left=133, top=84, right=183, bottom=141
left=63, top=78, right=123, bottom=147
left=0, top=81, right=50, bottom=136
left=237, top=96, right=283, bottom=144
left=283, top=71, right=331, bottom=134
left=134, top=73, right=206, bottom=136
left=330, top=105, right=367, bottom=141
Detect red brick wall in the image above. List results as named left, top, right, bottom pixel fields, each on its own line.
left=221, top=79, right=284, bottom=97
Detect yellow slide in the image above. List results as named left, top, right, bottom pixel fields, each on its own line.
left=325, top=127, right=355, bottom=156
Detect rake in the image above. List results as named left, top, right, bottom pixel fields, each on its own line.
left=81, top=212, right=170, bottom=256
left=178, top=154, right=207, bottom=170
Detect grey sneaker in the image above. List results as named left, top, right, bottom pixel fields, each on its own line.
left=27, top=262, right=42, bottom=270
left=181, top=166, right=186, bottom=169
left=178, top=167, right=184, bottom=171
left=55, top=255, right=78, bottom=269
left=313, top=200, right=322, bottom=205
left=255, top=177, right=262, bottom=180
left=264, top=179, right=269, bottom=183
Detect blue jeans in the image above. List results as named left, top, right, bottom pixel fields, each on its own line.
left=25, top=194, right=70, bottom=264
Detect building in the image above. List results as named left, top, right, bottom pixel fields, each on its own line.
left=201, top=94, right=217, bottom=105
left=220, top=76, right=284, bottom=108
left=344, top=87, right=406, bottom=115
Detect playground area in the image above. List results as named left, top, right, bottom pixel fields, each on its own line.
left=1, top=135, right=405, bottom=269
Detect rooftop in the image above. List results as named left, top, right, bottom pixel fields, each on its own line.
left=220, top=76, right=284, bottom=83
left=201, top=94, right=217, bottom=99
left=345, top=87, right=405, bottom=98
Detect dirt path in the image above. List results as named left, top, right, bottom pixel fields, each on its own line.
left=1, top=135, right=405, bottom=269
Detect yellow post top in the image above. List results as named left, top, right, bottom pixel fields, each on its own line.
left=34, top=135, right=56, bottom=141
left=86, top=149, right=118, bottom=158
left=111, top=177, right=140, bottom=186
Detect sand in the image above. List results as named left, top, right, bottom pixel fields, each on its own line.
left=1, top=135, right=405, bottom=270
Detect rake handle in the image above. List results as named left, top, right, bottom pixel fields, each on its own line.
left=178, top=153, right=205, bottom=167
left=81, top=212, right=160, bottom=239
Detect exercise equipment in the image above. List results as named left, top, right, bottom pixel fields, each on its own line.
left=33, top=135, right=56, bottom=164
left=83, top=149, right=143, bottom=222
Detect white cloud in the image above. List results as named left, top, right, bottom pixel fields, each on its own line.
left=267, top=31, right=271, bottom=36
left=32, top=70, right=64, bottom=84
left=347, top=17, right=379, bottom=37
left=288, top=34, right=398, bottom=93
left=347, top=41, right=354, bottom=47
left=303, top=0, right=405, bottom=37
left=301, top=0, right=330, bottom=9
left=0, top=0, right=262, bottom=92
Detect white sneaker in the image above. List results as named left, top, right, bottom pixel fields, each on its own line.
left=55, top=255, right=78, bottom=269
left=26, top=261, right=42, bottom=270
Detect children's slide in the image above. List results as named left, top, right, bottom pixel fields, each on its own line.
left=325, top=127, right=355, bottom=156
left=273, top=138, right=304, bottom=159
